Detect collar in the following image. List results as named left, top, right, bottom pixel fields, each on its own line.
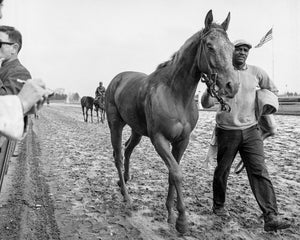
left=1, top=58, right=20, bottom=67
left=234, top=63, right=248, bottom=71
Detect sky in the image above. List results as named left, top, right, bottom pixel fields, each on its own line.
left=2, top=0, right=300, bottom=96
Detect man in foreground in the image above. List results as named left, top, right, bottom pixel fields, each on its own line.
left=201, top=39, right=291, bottom=232
left=0, top=25, right=31, bottom=95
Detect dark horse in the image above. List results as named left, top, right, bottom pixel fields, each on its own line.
left=105, top=10, right=239, bottom=233
left=81, top=96, right=94, bottom=122
left=94, top=95, right=106, bottom=123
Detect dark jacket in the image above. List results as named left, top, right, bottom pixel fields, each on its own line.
left=0, top=59, right=31, bottom=95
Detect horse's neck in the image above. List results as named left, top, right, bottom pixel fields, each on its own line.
left=169, top=43, right=201, bottom=105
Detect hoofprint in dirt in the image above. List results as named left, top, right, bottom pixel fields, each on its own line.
left=2, top=103, right=299, bottom=240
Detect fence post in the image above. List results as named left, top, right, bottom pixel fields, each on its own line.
left=0, top=137, right=17, bottom=193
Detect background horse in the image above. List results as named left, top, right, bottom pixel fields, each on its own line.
left=94, top=95, right=106, bottom=123
left=105, top=10, right=239, bottom=234
left=80, top=96, right=94, bottom=122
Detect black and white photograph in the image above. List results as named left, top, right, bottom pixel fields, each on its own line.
left=0, top=0, right=299, bottom=239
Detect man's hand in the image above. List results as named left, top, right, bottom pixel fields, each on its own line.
left=201, top=88, right=216, bottom=108
left=17, top=78, right=50, bottom=115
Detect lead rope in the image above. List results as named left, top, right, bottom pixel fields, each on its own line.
left=200, top=72, right=231, bottom=112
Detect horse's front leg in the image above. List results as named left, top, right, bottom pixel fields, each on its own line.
left=85, top=109, right=88, bottom=122
left=152, top=134, right=188, bottom=234
left=165, top=139, right=190, bottom=225
left=96, top=109, right=99, bottom=123
left=163, top=139, right=190, bottom=224
left=171, top=138, right=189, bottom=231
left=101, top=109, right=105, bottom=123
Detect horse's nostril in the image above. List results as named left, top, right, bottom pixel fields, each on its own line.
left=226, top=82, right=233, bottom=93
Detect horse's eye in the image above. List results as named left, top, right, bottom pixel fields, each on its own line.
left=206, top=43, right=214, bottom=51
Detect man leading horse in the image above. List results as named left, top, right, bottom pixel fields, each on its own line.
left=201, top=39, right=290, bottom=232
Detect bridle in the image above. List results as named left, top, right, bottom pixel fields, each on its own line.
left=198, top=29, right=231, bottom=112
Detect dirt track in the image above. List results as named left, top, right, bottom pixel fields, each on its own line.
left=0, top=104, right=299, bottom=240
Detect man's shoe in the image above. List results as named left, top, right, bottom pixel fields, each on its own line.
left=213, top=207, right=230, bottom=217
left=264, top=215, right=291, bottom=232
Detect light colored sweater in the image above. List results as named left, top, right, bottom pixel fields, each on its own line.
left=201, top=64, right=278, bottom=130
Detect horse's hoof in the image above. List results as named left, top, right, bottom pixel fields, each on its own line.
left=175, top=217, right=188, bottom=234
left=117, top=180, right=122, bottom=187
left=124, top=174, right=131, bottom=183
left=124, top=196, right=132, bottom=206
left=167, top=213, right=176, bottom=224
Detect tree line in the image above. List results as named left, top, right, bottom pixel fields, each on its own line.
left=50, top=92, right=80, bottom=102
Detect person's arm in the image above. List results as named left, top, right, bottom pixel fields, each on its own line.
left=201, top=89, right=215, bottom=108
left=0, top=79, right=49, bottom=140
left=0, top=95, right=24, bottom=139
left=18, top=78, right=48, bottom=115
left=256, top=66, right=278, bottom=95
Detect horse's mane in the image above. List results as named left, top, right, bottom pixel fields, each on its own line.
left=156, top=52, right=178, bottom=69
left=156, top=23, right=227, bottom=71
left=155, top=31, right=202, bottom=70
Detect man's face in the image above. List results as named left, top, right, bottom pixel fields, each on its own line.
left=0, top=32, right=16, bottom=60
left=233, top=45, right=250, bottom=66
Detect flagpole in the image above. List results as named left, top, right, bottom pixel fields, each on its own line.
left=272, top=25, right=275, bottom=82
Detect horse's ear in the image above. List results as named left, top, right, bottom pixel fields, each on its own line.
left=204, top=10, right=213, bottom=29
left=221, top=12, right=231, bottom=31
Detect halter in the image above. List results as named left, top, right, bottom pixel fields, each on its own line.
left=198, top=29, right=231, bottom=112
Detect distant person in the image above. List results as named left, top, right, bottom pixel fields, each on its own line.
left=0, top=25, right=31, bottom=95
left=201, top=39, right=291, bottom=232
left=0, top=78, right=50, bottom=140
left=95, top=81, right=105, bottom=98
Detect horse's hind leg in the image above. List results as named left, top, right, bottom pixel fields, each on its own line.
left=124, top=130, right=142, bottom=183
left=82, top=106, right=86, bottom=122
left=107, top=108, right=131, bottom=204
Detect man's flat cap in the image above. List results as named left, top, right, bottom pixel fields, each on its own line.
left=233, top=39, right=252, bottom=49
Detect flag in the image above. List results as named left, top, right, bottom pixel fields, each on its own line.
left=254, top=28, right=273, bottom=48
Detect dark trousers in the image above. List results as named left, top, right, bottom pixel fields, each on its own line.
left=213, top=125, right=278, bottom=218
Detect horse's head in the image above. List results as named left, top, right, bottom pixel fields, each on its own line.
left=197, top=10, right=239, bottom=98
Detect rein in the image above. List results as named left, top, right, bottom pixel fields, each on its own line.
left=198, top=29, right=231, bottom=112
